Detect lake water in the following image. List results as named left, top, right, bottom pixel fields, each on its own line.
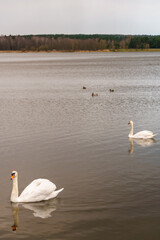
left=0, top=52, right=160, bottom=240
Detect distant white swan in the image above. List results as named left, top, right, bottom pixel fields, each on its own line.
left=128, top=120, right=156, bottom=139
left=10, top=171, right=64, bottom=203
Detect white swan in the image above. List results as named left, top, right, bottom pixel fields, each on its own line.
left=128, top=120, right=156, bottom=139
left=10, top=171, right=64, bottom=203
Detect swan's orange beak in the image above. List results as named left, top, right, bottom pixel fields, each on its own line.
left=128, top=121, right=130, bottom=125
left=10, top=174, right=15, bottom=180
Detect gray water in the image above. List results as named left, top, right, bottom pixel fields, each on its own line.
left=0, top=52, right=160, bottom=240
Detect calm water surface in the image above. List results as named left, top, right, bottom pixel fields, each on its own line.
left=0, top=52, right=160, bottom=239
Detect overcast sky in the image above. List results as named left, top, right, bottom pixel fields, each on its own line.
left=0, top=0, right=160, bottom=35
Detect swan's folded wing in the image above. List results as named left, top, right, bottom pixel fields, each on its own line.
left=133, top=130, right=154, bottom=139
left=19, top=179, right=57, bottom=202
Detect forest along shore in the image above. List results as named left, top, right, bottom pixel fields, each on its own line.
left=0, top=34, right=160, bottom=52
left=1, top=49, right=160, bottom=53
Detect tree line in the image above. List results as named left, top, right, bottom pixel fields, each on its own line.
left=0, top=34, right=160, bottom=51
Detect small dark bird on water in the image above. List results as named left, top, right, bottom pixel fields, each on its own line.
left=109, top=89, right=114, bottom=92
left=92, top=92, right=98, bottom=97
left=83, top=86, right=86, bottom=89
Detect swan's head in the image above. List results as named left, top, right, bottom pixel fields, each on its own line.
left=128, top=120, right=133, bottom=125
left=10, top=171, right=18, bottom=180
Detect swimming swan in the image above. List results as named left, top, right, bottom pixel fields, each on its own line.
left=10, top=171, right=64, bottom=203
left=128, top=120, right=156, bottom=139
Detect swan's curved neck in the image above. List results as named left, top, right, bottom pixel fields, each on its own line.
left=11, top=177, right=19, bottom=202
left=129, top=122, right=134, bottom=137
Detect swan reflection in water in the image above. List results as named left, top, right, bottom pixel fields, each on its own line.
left=11, top=199, right=58, bottom=231
left=11, top=203, right=19, bottom=231
left=129, top=137, right=156, bottom=154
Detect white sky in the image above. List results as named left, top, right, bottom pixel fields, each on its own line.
left=0, top=0, right=160, bottom=35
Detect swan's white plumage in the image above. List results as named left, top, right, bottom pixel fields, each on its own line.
left=130, top=130, right=155, bottom=139
left=128, top=120, right=156, bottom=139
left=18, top=179, right=56, bottom=202
left=10, top=171, right=64, bottom=203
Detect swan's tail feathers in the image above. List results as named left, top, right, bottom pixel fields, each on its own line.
left=54, top=188, right=64, bottom=197
left=152, top=134, right=157, bottom=138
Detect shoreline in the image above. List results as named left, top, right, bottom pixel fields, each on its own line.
left=0, top=49, right=160, bottom=53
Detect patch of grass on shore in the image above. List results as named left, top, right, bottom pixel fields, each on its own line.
left=118, top=48, right=160, bottom=52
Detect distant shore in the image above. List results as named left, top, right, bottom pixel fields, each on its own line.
left=1, top=35, right=160, bottom=52
left=0, top=49, right=160, bottom=53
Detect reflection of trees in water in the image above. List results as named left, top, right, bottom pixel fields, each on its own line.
left=11, top=199, right=59, bottom=231
left=129, top=138, right=156, bottom=155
